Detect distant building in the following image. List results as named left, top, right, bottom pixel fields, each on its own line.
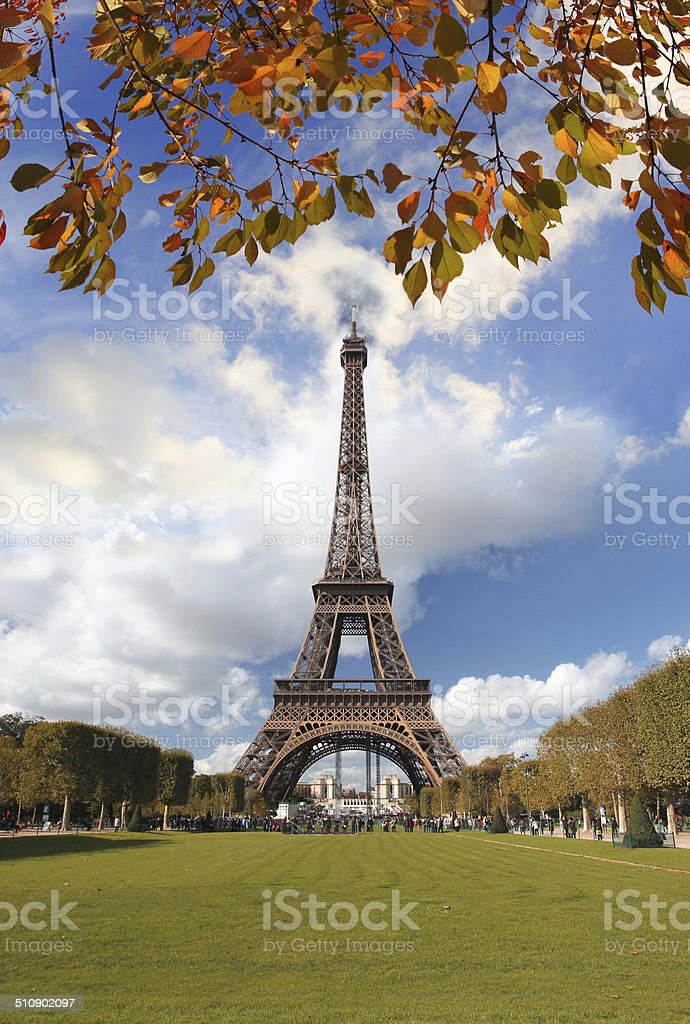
left=300, top=773, right=411, bottom=814
left=375, top=774, right=412, bottom=803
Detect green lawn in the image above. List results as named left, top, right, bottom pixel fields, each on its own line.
left=1, top=830, right=690, bottom=1023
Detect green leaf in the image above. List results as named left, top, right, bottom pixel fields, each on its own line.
left=536, top=178, right=567, bottom=210
left=212, top=228, right=244, bottom=256
left=447, top=218, right=481, bottom=253
left=169, top=254, right=194, bottom=286
left=636, top=208, right=664, bottom=246
left=432, top=13, right=467, bottom=57
left=430, top=238, right=464, bottom=283
left=403, top=259, right=427, bottom=307
left=10, top=162, right=54, bottom=192
left=556, top=154, right=577, bottom=185
left=139, top=162, right=167, bottom=184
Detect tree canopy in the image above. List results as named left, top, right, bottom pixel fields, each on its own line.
left=1, top=0, right=689, bottom=311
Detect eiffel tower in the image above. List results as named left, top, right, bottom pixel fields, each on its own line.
left=236, top=310, right=466, bottom=802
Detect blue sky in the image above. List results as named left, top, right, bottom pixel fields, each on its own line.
left=1, top=7, right=689, bottom=786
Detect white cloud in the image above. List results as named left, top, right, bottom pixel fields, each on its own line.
left=434, top=649, right=636, bottom=764
left=647, top=634, right=688, bottom=663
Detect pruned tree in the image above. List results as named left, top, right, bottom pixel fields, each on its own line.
left=213, top=771, right=245, bottom=817
left=635, top=649, right=690, bottom=835
left=157, top=748, right=195, bottom=827
left=21, top=721, right=100, bottom=832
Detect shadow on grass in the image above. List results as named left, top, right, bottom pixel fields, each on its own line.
left=0, top=834, right=167, bottom=860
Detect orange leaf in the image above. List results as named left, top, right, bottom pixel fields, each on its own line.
left=293, top=179, right=320, bottom=211
left=172, top=30, right=212, bottom=61
left=210, top=196, right=225, bottom=221
left=360, top=50, right=385, bottom=68
left=398, top=191, right=420, bottom=223
left=246, top=179, right=272, bottom=204
left=131, top=92, right=153, bottom=113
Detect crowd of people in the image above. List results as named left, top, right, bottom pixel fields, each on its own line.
left=3, top=806, right=686, bottom=837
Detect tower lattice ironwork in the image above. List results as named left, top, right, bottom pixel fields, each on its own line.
left=236, top=310, right=466, bottom=802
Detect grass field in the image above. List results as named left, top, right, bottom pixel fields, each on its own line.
left=2, top=830, right=690, bottom=1023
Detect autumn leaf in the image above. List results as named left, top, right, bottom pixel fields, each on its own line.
left=414, top=211, right=445, bottom=247
left=383, top=227, right=414, bottom=273
left=315, top=45, right=348, bottom=79
left=403, top=259, right=427, bottom=306
left=360, top=51, right=385, bottom=68
left=477, top=61, right=501, bottom=95
left=293, top=180, right=320, bottom=211
left=382, top=163, right=411, bottom=194
left=172, top=30, right=212, bottom=61
left=433, top=14, right=467, bottom=58
left=246, top=179, right=273, bottom=204
left=398, top=191, right=420, bottom=223
left=580, top=127, right=617, bottom=167
left=554, top=128, right=578, bottom=157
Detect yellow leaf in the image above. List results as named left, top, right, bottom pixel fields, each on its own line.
left=131, top=92, right=153, bottom=113
left=580, top=127, right=617, bottom=166
left=293, top=180, right=320, bottom=211
left=477, top=61, right=501, bottom=95
left=554, top=128, right=578, bottom=157
left=413, top=211, right=445, bottom=247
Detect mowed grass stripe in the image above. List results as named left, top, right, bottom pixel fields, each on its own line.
left=1, top=832, right=689, bottom=1024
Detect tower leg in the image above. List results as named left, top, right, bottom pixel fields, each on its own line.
left=365, top=746, right=371, bottom=820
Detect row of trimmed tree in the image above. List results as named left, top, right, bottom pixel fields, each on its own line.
left=0, top=718, right=247, bottom=830
left=429, top=650, right=690, bottom=835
